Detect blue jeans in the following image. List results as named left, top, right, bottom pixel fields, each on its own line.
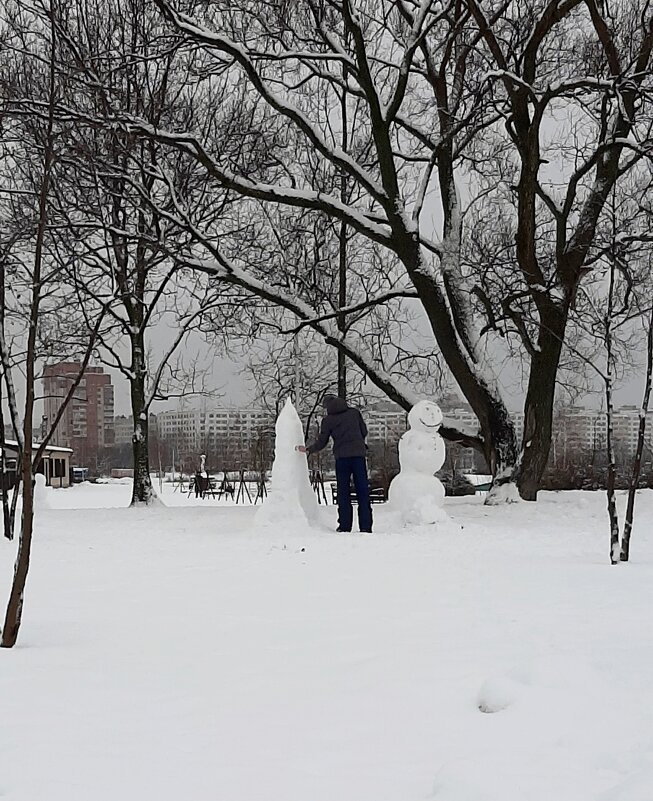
left=335, top=457, right=373, bottom=532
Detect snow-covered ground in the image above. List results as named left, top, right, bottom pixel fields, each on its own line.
left=1, top=484, right=653, bottom=800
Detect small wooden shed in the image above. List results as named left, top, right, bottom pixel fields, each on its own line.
left=1, top=440, right=74, bottom=489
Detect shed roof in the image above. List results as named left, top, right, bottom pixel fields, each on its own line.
left=2, top=440, right=73, bottom=455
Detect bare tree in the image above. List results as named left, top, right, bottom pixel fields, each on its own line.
left=601, top=178, right=653, bottom=563
left=104, top=0, right=518, bottom=498
left=567, top=171, right=653, bottom=562
left=44, top=0, right=233, bottom=504
left=461, top=0, right=653, bottom=498
left=620, top=301, right=653, bottom=561
left=0, top=0, right=106, bottom=646
left=101, top=0, right=652, bottom=501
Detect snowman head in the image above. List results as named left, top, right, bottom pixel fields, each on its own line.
left=408, top=400, right=443, bottom=433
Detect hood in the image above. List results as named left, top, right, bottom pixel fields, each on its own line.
left=324, top=396, right=349, bottom=415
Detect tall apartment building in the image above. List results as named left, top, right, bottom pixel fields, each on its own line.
left=42, top=363, right=115, bottom=468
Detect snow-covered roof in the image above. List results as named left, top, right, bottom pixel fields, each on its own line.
left=2, top=440, right=73, bottom=455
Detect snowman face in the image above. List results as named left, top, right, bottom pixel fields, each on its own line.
left=407, top=400, right=443, bottom=432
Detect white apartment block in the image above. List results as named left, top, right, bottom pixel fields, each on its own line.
left=155, top=402, right=653, bottom=466
left=554, top=406, right=653, bottom=455
left=112, top=414, right=159, bottom=446
left=364, top=409, right=408, bottom=440
left=157, top=408, right=274, bottom=450
left=158, top=406, right=412, bottom=447
left=444, top=403, right=653, bottom=460
left=113, top=415, right=134, bottom=446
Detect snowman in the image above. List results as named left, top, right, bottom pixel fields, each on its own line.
left=388, top=399, right=447, bottom=525
left=33, top=473, right=51, bottom=510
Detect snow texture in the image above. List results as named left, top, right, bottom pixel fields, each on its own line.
left=485, top=481, right=521, bottom=505
left=388, top=400, right=447, bottom=526
left=2, top=484, right=653, bottom=800
left=256, top=398, right=318, bottom=528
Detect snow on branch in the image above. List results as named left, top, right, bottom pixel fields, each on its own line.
left=278, top=288, right=420, bottom=334
left=152, top=0, right=387, bottom=206
left=119, top=116, right=396, bottom=249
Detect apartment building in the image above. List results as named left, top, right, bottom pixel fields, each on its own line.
left=42, top=362, right=115, bottom=468
left=113, top=414, right=135, bottom=446
left=157, top=408, right=273, bottom=446
left=439, top=402, right=488, bottom=472
left=156, top=408, right=275, bottom=469
left=552, top=406, right=653, bottom=458
left=153, top=398, right=653, bottom=473
left=364, top=408, right=408, bottom=441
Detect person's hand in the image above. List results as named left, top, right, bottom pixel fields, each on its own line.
left=295, top=445, right=307, bottom=453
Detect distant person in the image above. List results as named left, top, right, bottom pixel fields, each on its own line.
left=194, top=455, right=208, bottom=498
left=298, top=395, right=372, bottom=533
left=194, top=472, right=207, bottom=498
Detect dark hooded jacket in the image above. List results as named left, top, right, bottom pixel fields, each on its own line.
left=307, top=397, right=368, bottom=459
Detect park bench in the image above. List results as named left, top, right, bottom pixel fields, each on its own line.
left=217, top=480, right=235, bottom=501
left=188, top=476, right=217, bottom=499
left=330, top=483, right=387, bottom=505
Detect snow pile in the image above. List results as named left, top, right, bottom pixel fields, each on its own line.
left=388, top=400, right=447, bottom=526
left=256, top=398, right=318, bottom=529
left=485, top=481, right=521, bottom=505
left=476, top=672, right=523, bottom=713
left=32, top=473, right=51, bottom=510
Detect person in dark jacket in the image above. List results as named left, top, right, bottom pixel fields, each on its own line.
left=298, top=395, right=372, bottom=533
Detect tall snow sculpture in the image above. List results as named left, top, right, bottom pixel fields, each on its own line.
left=388, top=400, right=447, bottom=525
left=257, top=398, right=318, bottom=527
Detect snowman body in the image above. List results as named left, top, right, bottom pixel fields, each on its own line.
left=256, top=397, right=318, bottom=528
left=33, top=473, right=51, bottom=510
left=388, top=400, right=447, bottom=525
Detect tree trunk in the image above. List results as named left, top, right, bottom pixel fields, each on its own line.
left=337, top=216, right=347, bottom=399
left=0, top=389, right=11, bottom=541
left=396, top=234, right=519, bottom=497
left=130, top=333, right=154, bottom=505
left=620, top=304, right=653, bottom=561
left=2, top=1, right=56, bottom=642
left=517, top=332, right=564, bottom=500
left=1, top=446, right=34, bottom=647
left=606, top=388, right=620, bottom=565
left=604, top=253, right=620, bottom=565
left=481, top=398, right=520, bottom=504
left=419, top=283, right=519, bottom=495
left=337, top=55, right=348, bottom=400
